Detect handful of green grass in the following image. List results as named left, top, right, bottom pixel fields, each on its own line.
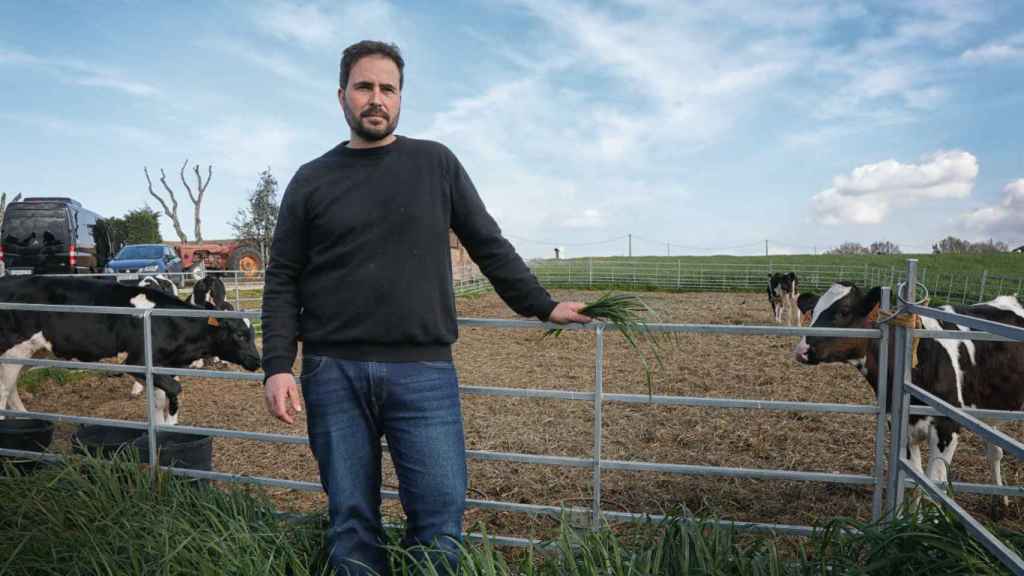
left=544, top=292, right=670, bottom=395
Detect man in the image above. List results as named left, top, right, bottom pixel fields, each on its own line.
left=261, top=40, right=590, bottom=576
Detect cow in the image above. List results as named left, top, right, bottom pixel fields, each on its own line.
left=138, top=275, right=178, bottom=297
left=189, top=275, right=229, bottom=310
left=793, top=282, right=1024, bottom=506
left=797, top=292, right=819, bottom=327
left=768, top=272, right=800, bottom=326
left=0, top=276, right=260, bottom=425
left=126, top=275, right=235, bottom=397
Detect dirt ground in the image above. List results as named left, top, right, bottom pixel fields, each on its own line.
left=18, top=289, right=1024, bottom=538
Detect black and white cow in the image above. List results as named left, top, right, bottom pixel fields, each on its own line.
left=797, top=292, right=819, bottom=327
left=126, top=275, right=236, bottom=397
left=793, top=282, right=1024, bottom=503
left=0, top=277, right=260, bottom=425
left=768, top=272, right=800, bottom=326
left=181, top=275, right=236, bottom=375
left=138, top=275, right=178, bottom=297
left=189, top=275, right=229, bottom=310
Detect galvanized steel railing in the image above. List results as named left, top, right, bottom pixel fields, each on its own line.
left=0, top=301, right=893, bottom=540
left=885, top=259, right=1024, bottom=575
left=3, top=260, right=1024, bottom=560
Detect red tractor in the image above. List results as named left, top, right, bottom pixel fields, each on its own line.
left=172, top=240, right=264, bottom=278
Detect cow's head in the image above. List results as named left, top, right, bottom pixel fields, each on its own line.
left=192, top=276, right=228, bottom=309
left=770, top=272, right=798, bottom=294
left=794, top=282, right=881, bottom=365
left=208, top=316, right=260, bottom=371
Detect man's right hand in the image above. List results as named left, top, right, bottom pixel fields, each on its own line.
left=264, top=373, right=304, bottom=424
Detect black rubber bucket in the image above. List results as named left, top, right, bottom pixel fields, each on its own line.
left=132, top=431, right=213, bottom=472
left=0, top=418, right=56, bottom=474
left=71, top=424, right=146, bottom=460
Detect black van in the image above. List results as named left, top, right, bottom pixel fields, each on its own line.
left=1, top=197, right=113, bottom=275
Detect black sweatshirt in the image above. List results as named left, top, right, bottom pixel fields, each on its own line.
left=261, top=136, right=557, bottom=378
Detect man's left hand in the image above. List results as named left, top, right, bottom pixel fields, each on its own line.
left=548, top=301, right=592, bottom=325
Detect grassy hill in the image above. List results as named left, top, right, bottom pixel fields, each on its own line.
left=528, top=253, right=1024, bottom=304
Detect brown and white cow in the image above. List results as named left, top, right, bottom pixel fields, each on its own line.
left=793, top=282, right=1024, bottom=502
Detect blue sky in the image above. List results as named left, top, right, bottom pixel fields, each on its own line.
left=1, top=1, right=1023, bottom=258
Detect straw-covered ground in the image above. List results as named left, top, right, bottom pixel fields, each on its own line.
left=19, top=289, right=1024, bottom=539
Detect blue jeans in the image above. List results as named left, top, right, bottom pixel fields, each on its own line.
left=301, top=356, right=467, bottom=576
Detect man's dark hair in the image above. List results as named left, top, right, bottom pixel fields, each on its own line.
left=339, top=40, right=405, bottom=89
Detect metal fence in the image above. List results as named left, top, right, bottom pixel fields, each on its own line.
left=884, top=260, right=1024, bottom=574
left=2, top=260, right=1024, bottom=568
left=0, top=297, right=894, bottom=541
left=526, top=259, right=1024, bottom=305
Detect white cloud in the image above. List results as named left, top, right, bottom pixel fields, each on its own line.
left=0, top=48, right=158, bottom=97
left=564, top=209, right=605, bottom=229
left=72, top=74, right=158, bottom=97
left=252, top=0, right=399, bottom=49
left=961, top=33, right=1024, bottom=63
left=961, top=179, right=1024, bottom=241
left=200, top=119, right=301, bottom=180
left=812, top=150, right=978, bottom=225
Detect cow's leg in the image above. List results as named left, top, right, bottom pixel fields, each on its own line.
left=0, top=333, right=53, bottom=419
left=153, top=388, right=177, bottom=426
left=6, top=369, right=27, bottom=412
left=927, top=427, right=959, bottom=483
left=908, top=418, right=930, bottom=477
left=986, top=441, right=1009, bottom=510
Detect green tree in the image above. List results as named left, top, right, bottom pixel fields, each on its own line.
left=231, top=169, right=279, bottom=264
left=825, top=242, right=870, bottom=255
left=869, top=240, right=901, bottom=255
left=932, top=236, right=970, bottom=254
left=102, top=207, right=162, bottom=253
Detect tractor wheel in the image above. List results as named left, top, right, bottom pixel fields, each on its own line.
left=227, top=246, right=263, bottom=278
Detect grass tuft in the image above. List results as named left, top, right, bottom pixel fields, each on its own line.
left=544, top=292, right=671, bottom=395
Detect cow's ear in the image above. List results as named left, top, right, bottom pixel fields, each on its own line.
left=860, top=286, right=882, bottom=320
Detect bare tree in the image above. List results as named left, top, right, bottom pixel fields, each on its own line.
left=0, top=192, right=22, bottom=228
left=178, top=159, right=212, bottom=242
left=144, top=159, right=213, bottom=244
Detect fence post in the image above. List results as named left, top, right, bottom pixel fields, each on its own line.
left=676, top=260, right=681, bottom=291
left=592, top=324, right=605, bottom=530
left=234, top=271, right=241, bottom=309
left=864, top=263, right=869, bottom=286
left=143, top=310, right=158, bottom=484
left=886, top=259, right=918, bottom=518
left=588, top=257, right=593, bottom=289
left=889, top=266, right=895, bottom=287
left=872, top=287, right=892, bottom=521
left=979, top=270, right=988, bottom=303
left=962, top=275, right=968, bottom=304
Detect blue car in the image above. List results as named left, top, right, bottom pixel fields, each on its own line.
left=104, top=243, right=184, bottom=286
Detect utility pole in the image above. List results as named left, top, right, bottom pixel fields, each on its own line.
left=765, top=239, right=768, bottom=257
left=628, top=233, right=632, bottom=257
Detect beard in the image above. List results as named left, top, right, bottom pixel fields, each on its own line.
left=343, top=98, right=399, bottom=143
